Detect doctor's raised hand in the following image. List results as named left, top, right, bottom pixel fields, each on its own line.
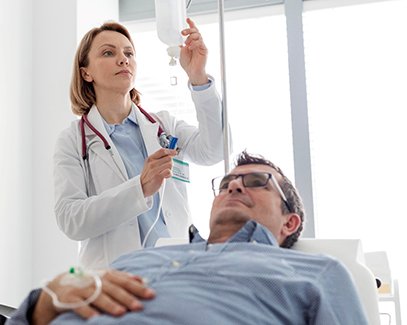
left=180, top=18, right=208, bottom=86
left=54, top=19, right=225, bottom=269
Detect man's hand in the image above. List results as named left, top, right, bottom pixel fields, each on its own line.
left=140, top=148, right=177, bottom=197
left=33, top=270, right=155, bottom=325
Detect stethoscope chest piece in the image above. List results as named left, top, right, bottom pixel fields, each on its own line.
left=159, top=133, right=178, bottom=150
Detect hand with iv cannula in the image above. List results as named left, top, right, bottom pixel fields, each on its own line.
left=33, top=269, right=154, bottom=325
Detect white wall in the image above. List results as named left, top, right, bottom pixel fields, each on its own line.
left=0, top=0, right=118, bottom=308
left=0, top=0, right=33, bottom=307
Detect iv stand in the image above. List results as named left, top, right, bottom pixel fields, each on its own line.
left=217, top=0, right=231, bottom=173
left=186, top=0, right=230, bottom=173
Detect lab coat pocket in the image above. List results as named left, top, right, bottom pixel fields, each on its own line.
left=87, top=141, right=124, bottom=192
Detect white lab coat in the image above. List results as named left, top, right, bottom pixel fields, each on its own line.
left=54, top=80, right=224, bottom=269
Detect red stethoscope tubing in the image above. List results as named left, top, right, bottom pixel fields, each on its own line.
left=137, top=105, right=164, bottom=136
left=80, top=105, right=163, bottom=160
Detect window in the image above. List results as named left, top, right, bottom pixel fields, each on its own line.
left=304, top=0, right=407, bottom=318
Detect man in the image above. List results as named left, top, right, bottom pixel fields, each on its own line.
left=8, top=151, right=369, bottom=324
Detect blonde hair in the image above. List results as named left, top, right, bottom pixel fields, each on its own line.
left=70, top=21, right=141, bottom=116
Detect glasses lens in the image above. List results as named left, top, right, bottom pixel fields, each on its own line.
left=218, top=175, right=235, bottom=190
left=212, top=175, right=235, bottom=195
left=243, top=173, right=271, bottom=188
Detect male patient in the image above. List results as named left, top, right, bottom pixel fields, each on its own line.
left=8, top=151, right=369, bottom=324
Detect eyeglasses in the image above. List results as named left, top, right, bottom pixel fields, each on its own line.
left=211, top=172, right=290, bottom=211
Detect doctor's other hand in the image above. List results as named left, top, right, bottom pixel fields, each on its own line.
left=32, top=270, right=155, bottom=325
left=141, top=148, right=177, bottom=197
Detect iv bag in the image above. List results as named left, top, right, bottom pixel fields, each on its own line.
left=154, top=0, right=187, bottom=59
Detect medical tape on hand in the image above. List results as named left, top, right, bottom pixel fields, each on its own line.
left=42, top=267, right=102, bottom=310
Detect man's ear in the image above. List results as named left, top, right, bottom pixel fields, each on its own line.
left=80, top=67, right=93, bottom=82
left=282, top=213, right=301, bottom=236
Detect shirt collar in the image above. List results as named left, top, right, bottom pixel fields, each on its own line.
left=101, top=104, right=139, bottom=136
left=190, top=220, right=279, bottom=247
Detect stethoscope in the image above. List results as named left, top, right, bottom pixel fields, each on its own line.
left=80, top=105, right=176, bottom=161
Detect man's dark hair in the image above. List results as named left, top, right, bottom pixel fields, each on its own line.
left=235, top=151, right=305, bottom=248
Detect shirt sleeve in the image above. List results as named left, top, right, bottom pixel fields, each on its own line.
left=190, top=78, right=212, bottom=91
left=309, top=259, right=369, bottom=324
left=6, top=288, right=42, bottom=325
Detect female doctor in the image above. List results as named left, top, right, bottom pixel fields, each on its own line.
left=54, top=19, right=224, bottom=269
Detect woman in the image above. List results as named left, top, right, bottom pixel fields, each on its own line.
left=54, top=18, right=224, bottom=269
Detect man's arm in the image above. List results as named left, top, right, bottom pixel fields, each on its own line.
left=311, top=259, right=369, bottom=324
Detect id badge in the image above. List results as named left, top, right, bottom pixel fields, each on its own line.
left=172, top=158, right=190, bottom=183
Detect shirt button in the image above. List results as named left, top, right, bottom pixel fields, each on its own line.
left=171, top=260, right=180, bottom=268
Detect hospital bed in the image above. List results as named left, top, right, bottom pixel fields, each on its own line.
left=365, top=251, right=402, bottom=325
left=0, top=303, right=16, bottom=324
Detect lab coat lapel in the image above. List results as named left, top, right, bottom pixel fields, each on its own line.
left=85, top=106, right=128, bottom=181
left=135, top=105, right=161, bottom=155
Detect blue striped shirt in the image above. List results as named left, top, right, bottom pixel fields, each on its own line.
left=48, top=221, right=368, bottom=324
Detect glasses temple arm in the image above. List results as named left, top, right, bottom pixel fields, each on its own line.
left=270, top=176, right=289, bottom=204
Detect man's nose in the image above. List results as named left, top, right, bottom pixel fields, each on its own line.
left=227, top=178, right=244, bottom=193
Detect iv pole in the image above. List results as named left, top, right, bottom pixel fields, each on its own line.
left=217, top=0, right=231, bottom=173
left=187, top=0, right=230, bottom=173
